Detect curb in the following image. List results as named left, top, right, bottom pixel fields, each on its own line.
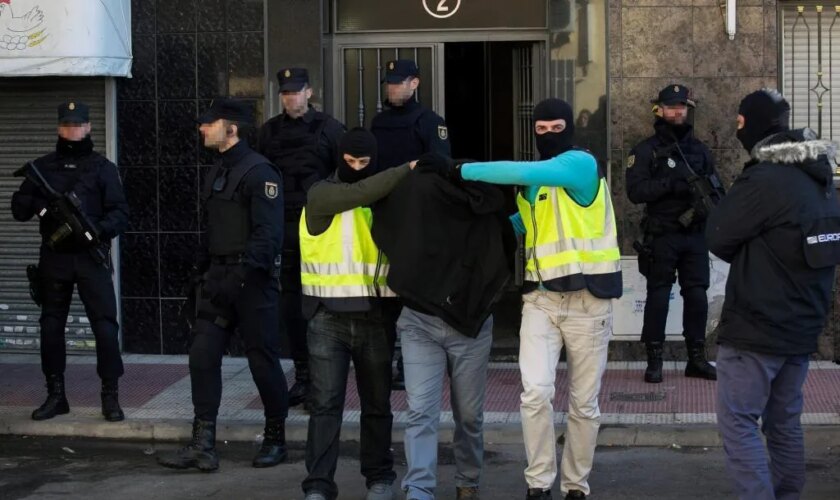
left=3, top=411, right=840, bottom=448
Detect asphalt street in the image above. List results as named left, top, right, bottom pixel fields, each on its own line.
left=1, top=436, right=839, bottom=499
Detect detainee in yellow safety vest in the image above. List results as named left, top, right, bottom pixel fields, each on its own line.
left=455, top=98, right=621, bottom=500
left=297, top=127, right=415, bottom=500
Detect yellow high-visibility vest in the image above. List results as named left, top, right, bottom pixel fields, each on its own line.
left=516, top=178, right=621, bottom=289
left=299, top=207, right=396, bottom=299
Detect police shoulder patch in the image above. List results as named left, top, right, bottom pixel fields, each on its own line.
left=437, top=125, right=448, bottom=141
left=265, top=182, right=278, bottom=199
left=627, top=154, right=635, bottom=168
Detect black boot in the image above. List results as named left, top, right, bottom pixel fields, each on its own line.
left=101, top=378, right=125, bottom=422
left=252, top=417, right=288, bottom=468
left=644, top=342, right=664, bottom=384
left=685, top=340, right=717, bottom=380
left=157, top=419, right=219, bottom=471
left=32, top=374, right=70, bottom=421
left=288, top=361, right=310, bottom=409
left=526, top=488, right=552, bottom=499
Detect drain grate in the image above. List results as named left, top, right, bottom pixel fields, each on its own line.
left=609, top=391, right=666, bottom=402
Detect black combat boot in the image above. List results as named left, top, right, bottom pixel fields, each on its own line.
left=101, top=378, right=125, bottom=422
left=526, top=488, right=552, bottom=499
left=564, top=490, right=586, bottom=499
left=157, top=418, right=219, bottom=472
left=644, top=342, right=664, bottom=383
left=252, top=417, right=287, bottom=467
left=31, top=374, right=70, bottom=421
left=288, top=360, right=310, bottom=409
left=685, top=340, right=717, bottom=380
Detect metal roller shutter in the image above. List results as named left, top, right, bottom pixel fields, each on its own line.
left=0, top=77, right=107, bottom=353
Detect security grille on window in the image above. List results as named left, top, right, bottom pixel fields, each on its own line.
left=781, top=3, right=840, bottom=144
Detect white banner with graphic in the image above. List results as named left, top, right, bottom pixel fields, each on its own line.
left=0, top=0, right=131, bottom=76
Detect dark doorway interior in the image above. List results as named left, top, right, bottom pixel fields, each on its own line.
left=444, top=41, right=540, bottom=357
left=444, top=41, right=531, bottom=162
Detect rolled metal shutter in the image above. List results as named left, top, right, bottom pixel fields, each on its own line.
left=0, top=77, right=107, bottom=353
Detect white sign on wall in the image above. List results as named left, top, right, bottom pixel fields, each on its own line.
left=0, top=0, right=131, bottom=76
left=612, top=255, right=730, bottom=340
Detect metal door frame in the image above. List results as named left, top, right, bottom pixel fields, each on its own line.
left=329, top=31, right=550, bottom=124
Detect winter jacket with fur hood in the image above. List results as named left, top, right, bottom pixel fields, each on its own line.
left=706, top=129, right=840, bottom=355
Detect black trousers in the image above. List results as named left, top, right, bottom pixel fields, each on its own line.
left=280, top=226, right=309, bottom=376
left=190, top=263, right=289, bottom=421
left=38, top=246, right=123, bottom=380
left=641, top=231, right=710, bottom=344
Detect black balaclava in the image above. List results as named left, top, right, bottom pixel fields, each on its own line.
left=337, top=127, right=378, bottom=183
left=56, top=135, right=94, bottom=157
left=533, top=98, right=576, bottom=159
left=737, top=89, right=791, bottom=154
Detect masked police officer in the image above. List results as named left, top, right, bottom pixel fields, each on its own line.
left=257, top=68, right=345, bottom=409
left=11, top=101, right=128, bottom=422
left=158, top=99, right=288, bottom=471
left=626, top=84, right=724, bottom=384
left=371, top=59, right=451, bottom=390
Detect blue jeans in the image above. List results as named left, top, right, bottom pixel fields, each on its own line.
left=302, top=307, right=396, bottom=500
left=716, top=344, right=810, bottom=500
left=399, top=307, right=493, bottom=500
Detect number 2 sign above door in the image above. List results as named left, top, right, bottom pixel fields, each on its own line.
left=422, top=0, right=461, bottom=19
left=335, top=0, right=547, bottom=33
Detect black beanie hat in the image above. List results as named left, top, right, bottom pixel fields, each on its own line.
left=737, top=89, right=791, bottom=154
left=533, top=98, right=576, bottom=158
left=337, top=127, right=378, bottom=183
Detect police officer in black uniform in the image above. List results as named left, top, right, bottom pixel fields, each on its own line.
left=371, top=59, right=451, bottom=170
left=158, top=99, right=289, bottom=472
left=257, top=68, right=344, bottom=409
left=11, top=101, right=128, bottom=422
left=371, top=59, right=452, bottom=390
left=626, top=84, right=724, bottom=384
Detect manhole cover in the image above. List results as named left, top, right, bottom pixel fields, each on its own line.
left=609, top=392, right=666, bottom=402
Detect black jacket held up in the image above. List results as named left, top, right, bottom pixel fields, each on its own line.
left=706, top=129, right=840, bottom=356
left=372, top=170, right=516, bottom=337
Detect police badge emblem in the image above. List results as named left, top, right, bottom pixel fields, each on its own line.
left=627, top=155, right=635, bottom=168
left=389, top=62, right=395, bottom=70
left=284, top=69, right=291, bottom=78
left=265, top=182, right=278, bottom=199
left=438, top=125, right=448, bottom=140
left=667, top=158, right=677, bottom=168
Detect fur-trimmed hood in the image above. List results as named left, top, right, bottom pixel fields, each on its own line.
left=751, top=128, right=838, bottom=185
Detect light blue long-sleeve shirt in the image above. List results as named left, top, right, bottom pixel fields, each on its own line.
left=460, top=150, right=600, bottom=206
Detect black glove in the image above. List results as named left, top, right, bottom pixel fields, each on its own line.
left=415, top=152, right=455, bottom=177
left=670, top=177, right=690, bottom=196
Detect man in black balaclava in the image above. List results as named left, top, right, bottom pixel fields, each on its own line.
left=708, top=88, right=840, bottom=500
left=455, top=97, right=622, bottom=500
left=626, top=84, right=725, bottom=385
left=299, top=127, right=416, bottom=500
left=11, top=101, right=129, bottom=423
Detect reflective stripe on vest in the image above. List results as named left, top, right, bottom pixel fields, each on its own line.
left=516, top=178, right=621, bottom=284
left=299, top=206, right=396, bottom=299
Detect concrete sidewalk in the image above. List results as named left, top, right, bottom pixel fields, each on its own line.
left=2, top=354, right=839, bottom=447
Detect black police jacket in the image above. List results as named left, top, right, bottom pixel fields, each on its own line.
left=372, top=169, right=516, bottom=337
left=256, top=106, right=344, bottom=214
left=626, top=120, right=724, bottom=232
left=707, top=129, right=840, bottom=356
left=11, top=137, right=129, bottom=252
left=201, top=141, right=284, bottom=273
left=371, top=99, right=451, bottom=171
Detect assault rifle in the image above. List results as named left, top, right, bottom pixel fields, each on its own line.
left=14, top=161, right=108, bottom=265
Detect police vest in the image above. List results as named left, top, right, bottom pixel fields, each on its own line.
left=202, top=151, right=273, bottom=257
left=516, top=176, right=623, bottom=298
left=263, top=114, right=329, bottom=213
left=371, top=103, right=427, bottom=170
left=299, top=207, right=396, bottom=304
